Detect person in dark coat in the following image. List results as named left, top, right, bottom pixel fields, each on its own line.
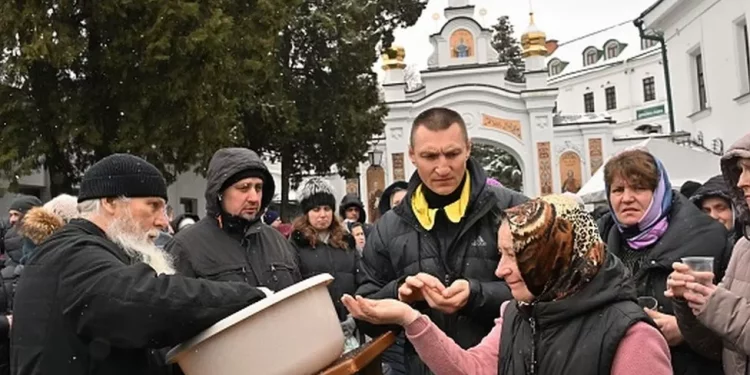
left=378, top=181, right=409, bottom=217
left=375, top=180, right=409, bottom=375
left=598, top=149, right=730, bottom=375
left=1, top=195, right=42, bottom=259
left=167, top=148, right=301, bottom=292
left=0, top=207, right=64, bottom=375
left=355, top=108, right=528, bottom=375
left=691, top=174, right=743, bottom=243
left=290, top=178, right=361, bottom=343
left=10, top=154, right=270, bottom=375
left=340, top=194, right=367, bottom=224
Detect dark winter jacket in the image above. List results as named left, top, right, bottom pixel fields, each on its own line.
left=500, top=253, right=653, bottom=375
left=691, top=174, right=743, bottom=243
left=598, top=193, right=731, bottom=375
left=0, top=226, right=21, bottom=264
left=10, top=219, right=268, bottom=375
left=290, top=230, right=360, bottom=321
left=167, top=148, right=301, bottom=292
left=355, top=158, right=528, bottom=375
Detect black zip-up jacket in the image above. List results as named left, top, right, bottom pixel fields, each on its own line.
left=290, top=230, right=361, bottom=321
left=167, top=148, right=301, bottom=291
left=499, top=253, right=653, bottom=375
left=10, top=219, right=268, bottom=375
left=599, top=193, right=730, bottom=375
left=355, top=158, right=528, bottom=375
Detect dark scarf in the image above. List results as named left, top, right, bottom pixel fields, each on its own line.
left=422, top=174, right=467, bottom=209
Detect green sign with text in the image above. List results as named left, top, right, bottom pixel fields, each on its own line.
left=636, top=104, right=666, bottom=120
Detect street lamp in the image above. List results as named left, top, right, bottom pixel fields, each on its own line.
left=368, top=149, right=384, bottom=167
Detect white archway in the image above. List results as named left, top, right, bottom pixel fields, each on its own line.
left=470, top=137, right=526, bottom=192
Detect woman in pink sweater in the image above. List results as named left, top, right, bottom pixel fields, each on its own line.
left=343, top=194, right=672, bottom=375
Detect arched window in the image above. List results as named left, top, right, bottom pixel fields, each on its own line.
left=584, top=49, right=599, bottom=66
left=549, top=61, right=562, bottom=75
left=606, top=42, right=619, bottom=59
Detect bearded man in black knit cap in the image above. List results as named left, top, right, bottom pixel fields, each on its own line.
left=167, top=148, right=301, bottom=292
left=11, top=154, right=272, bottom=375
left=1, top=195, right=42, bottom=258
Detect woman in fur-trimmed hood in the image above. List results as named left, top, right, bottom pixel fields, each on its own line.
left=0, top=207, right=63, bottom=375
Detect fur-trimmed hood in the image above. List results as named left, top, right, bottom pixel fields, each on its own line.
left=20, top=207, right=65, bottom=245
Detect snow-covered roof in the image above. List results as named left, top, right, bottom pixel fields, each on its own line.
left=547, top=20, right=660, bottom=82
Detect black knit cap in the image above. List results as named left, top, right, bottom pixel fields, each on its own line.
left=9, top=195, right=42, bottom=214
left=298, top=178, right=337, bottom=214
left=77, top=154, right=168, bottom=203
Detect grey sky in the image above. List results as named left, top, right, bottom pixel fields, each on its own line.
left=386, top=0, right=657, bottom=70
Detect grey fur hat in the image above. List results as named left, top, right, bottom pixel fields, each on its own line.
left=298, top=178, right=336, bottom=214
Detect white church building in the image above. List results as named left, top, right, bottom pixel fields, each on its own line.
left=375, top=0, right=618, bottom=199
left=636, top=0, right=750, bottom=150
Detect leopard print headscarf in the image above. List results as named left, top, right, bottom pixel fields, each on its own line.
left=504, top=194, right=605, bottom=302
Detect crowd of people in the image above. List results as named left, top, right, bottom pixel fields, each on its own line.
left=0, top=106, right=747, bottom=375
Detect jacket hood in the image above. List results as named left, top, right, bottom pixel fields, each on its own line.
left=204, top=148, right=275, bottom=217
left=690, top=175, right=733, bottom=205
left=531, top=252, right=637, bottom=326
left=339, top=194, right=366, bottom=224
left=378, top=180, right=409, bottom=216
left=19, top=207, right=64, bottom=245
left=721, top=133, right=750, bottom=233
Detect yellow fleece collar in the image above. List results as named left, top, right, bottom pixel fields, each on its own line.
left=411, top=172, right=471, bottom=230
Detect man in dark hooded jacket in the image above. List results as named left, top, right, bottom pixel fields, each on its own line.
left=167, top=148, right=301, bottom=292
left=355, top=108, right=528, bottom=375
left=691, top=175, right=743, bottom=244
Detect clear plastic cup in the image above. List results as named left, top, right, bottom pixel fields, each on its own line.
left=681, top=257, right=714, bottom=273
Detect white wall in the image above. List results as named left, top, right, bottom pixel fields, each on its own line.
left=551, top=53, right=670, bottom=137
left=647, top=0, right=750, bottom=147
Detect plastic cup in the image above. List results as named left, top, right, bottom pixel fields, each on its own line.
left=637, top=296, right=659, bottom=310
left=681, top=257, right=714, bottom=273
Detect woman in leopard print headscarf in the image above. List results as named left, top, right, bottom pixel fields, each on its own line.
left=342, top=195, right=672, bottom=375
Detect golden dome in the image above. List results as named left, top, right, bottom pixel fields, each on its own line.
left=382, top=46, right=406, bottom=70
left=521, top=12, right=548, bottom=58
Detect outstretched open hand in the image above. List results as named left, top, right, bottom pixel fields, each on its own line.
left=341, top=294, right=420, bottom=327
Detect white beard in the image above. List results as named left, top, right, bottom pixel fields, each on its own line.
left=107, top=209, right=176, bottom=275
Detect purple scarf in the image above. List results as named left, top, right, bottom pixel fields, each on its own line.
left=609, top=158, right=673, bottom=250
